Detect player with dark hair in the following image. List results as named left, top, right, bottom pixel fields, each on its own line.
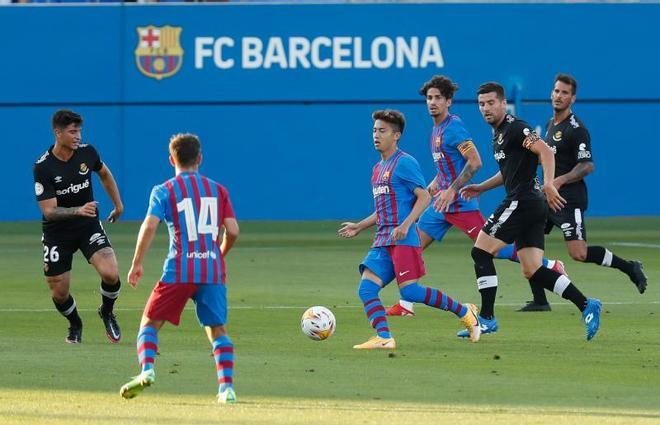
left=518, top=73, right=647, bottom=312
left=33, top=109, right=124, bottom=344
left=338, top=109, right=481, bottom=349
left=120, top=133, right=239, bottom=404
left=458, top=82, right=601, bottom=340
left=387, top=75, right=565, bottom=318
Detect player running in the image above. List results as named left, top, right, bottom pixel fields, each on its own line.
left=387, top=75, right=565, bottom=318
left=459, top=82, right=601, bottom=340
left=519, top=73, right=648, bottom=312
left=33, top=109, right=123, bottom=344
left=120, top=134, right=239, bottom=404
left=338, top=109, right=481, bottom=349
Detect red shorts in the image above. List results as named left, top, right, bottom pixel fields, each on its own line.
left=444, top=210, right=487, bottom=241
left=144, top=282, right=198, bottom=326
left=360, top=245, right=426, bottom=285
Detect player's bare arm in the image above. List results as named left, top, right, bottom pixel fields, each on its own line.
left=460, top=171, right=503, bottom=201
left=435, top=140, right=482, bottom=212
left=554, top=161, right=594, bottom=190
left=96, top=164, right=124, bottom=222
left=127, top=215, right=160, bottom=288
left=38, top=197, right=98, bottom=220
left=338, top=212, right=377, bottom=238
left=427, top=176, right=439, bottom=196
left=220, top=217, right=239, bottom=256
left=392, top=187, right=430, bottom=241
left=526, top=133, right=566, bottom=212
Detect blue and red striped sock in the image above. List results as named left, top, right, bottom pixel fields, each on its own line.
left=358, top=279, right=391, bottom=338
left=399, top=283, right=468, bottom=318
left=136, top=325, right=158, bottom=373
left=212, top=335, right=234, bottom=393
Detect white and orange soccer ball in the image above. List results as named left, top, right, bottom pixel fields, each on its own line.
left=301, top=306, right=336, bottom=341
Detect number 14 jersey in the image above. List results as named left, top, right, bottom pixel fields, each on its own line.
left=147, top=171, right=235, bottom=285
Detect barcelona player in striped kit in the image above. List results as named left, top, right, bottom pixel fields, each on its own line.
left=387, top=76, right=565, bottom=324
left=120, top=134, right=239, bottom=404
left=338, top=110, right=481, bottom=349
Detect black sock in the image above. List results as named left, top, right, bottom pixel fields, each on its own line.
left=529, top=267, right=588, bottom=312
left=100, top=279, right=121, bottom=314
left=472, top=247, right=497, bottom=320
left=528, top=280, right=549, bottom=305
left=53, top=296, right=82, bottom=328
left=585, top=246, right=634, bottom=275
left=479, top=287, right=497, bottom=320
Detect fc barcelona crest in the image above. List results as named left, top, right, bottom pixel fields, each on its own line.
left=435, top=136, right=442, bottom=147
left=382, top=171, right=390, bottom=181
left=135, top=25, right=184, bottom=80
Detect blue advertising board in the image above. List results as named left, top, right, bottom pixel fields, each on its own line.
left=1, top=3, right=659, bottom=220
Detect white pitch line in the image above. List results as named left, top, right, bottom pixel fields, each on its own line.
left=0, top=301, right=658, bottom=313
left=611, top=242, right=660, bottom=249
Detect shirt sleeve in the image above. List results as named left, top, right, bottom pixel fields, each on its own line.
left=146, top=185, right=167, bottom=221
left=33, top=164, right=55, bottom=201
left=87, top=145, right=104, bottom=172
left=515, top=120, right=540, bottom=150
left=572, top=127, right=593, bottom=163
left=445, top=120, right=472, bottom=148
left=219, top=185, right=236, bottom=220
left=397, top=156, right=426, bottom=192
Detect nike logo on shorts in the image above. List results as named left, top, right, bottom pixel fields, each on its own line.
left=398, top=270, right=410, bottom=277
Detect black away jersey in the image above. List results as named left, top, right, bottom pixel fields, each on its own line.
left=33, top=144, right=103, bottom=233
left=492, top=114, right=544, bottom=201
left=545, top=113, right=592, bottom=206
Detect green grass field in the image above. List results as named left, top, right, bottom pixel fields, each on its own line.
left=1, top=219, right=659, bottom=424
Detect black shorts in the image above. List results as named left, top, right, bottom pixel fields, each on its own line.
left=41, top=220, right=112, bottom=276
left=482, top=198, right=547, bottom=250
left=545, top=205, right=586, bottom=241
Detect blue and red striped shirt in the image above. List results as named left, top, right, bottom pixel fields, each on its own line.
left=371, top=149, right=426, bottom=247
left=430, top=114, right=479, bottom=213
left=147, top=172, right=235, bottom=285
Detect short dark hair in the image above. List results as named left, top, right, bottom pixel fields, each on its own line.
left=477, top=82, right=505, bottom=100
left=419, top=75, right=459, bottom=99
left=169, top=133, right=201, bottom=167
left=555, top=73, right=578, bottom=95
left=372, top=109, right=406, bottom=134
left=52, top=109, right=82, bottom=129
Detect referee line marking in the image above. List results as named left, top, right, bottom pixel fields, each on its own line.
left=0, top=301, right=658, bottom=313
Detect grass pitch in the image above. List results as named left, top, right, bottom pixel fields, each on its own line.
left=0, top=219, right=658, bottom=424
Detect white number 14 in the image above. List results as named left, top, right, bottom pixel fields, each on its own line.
left=176, top=197, right=219, bottom=242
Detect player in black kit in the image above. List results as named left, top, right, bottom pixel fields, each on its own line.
left=33, top=110, right=124, bottom=344
left=518, top=74, right=648, bottom=312
left=458, top=82, right=601, bottom=341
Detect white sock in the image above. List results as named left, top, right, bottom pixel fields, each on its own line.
left=399, top=300, right=414, bottom=311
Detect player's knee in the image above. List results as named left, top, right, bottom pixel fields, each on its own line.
left=98, top=265, right=120, bottom=284
left=521, top=266, right=538, bottom=280
left=569, top=249, right=587, bottom=262
left=357, top=279, right=380, bottom=302
left=47, top=277, right=69, bottom=300
left=399, top=283, right=423, bottom=303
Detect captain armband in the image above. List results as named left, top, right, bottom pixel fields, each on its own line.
left=457, top=141, right=476, bottom=155
left=522, top=131, right=541, bottom=150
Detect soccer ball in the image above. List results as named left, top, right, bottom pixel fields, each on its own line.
left=300, top=306, right=336, bottom=341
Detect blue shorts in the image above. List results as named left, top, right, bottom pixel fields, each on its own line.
left=193, top=284, right=228, bottom=327
left=359, top=246, right=426, bottom=286
left=418, top=207, right=453, bottom=241
left=145, top=282, right=228, bottom=327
